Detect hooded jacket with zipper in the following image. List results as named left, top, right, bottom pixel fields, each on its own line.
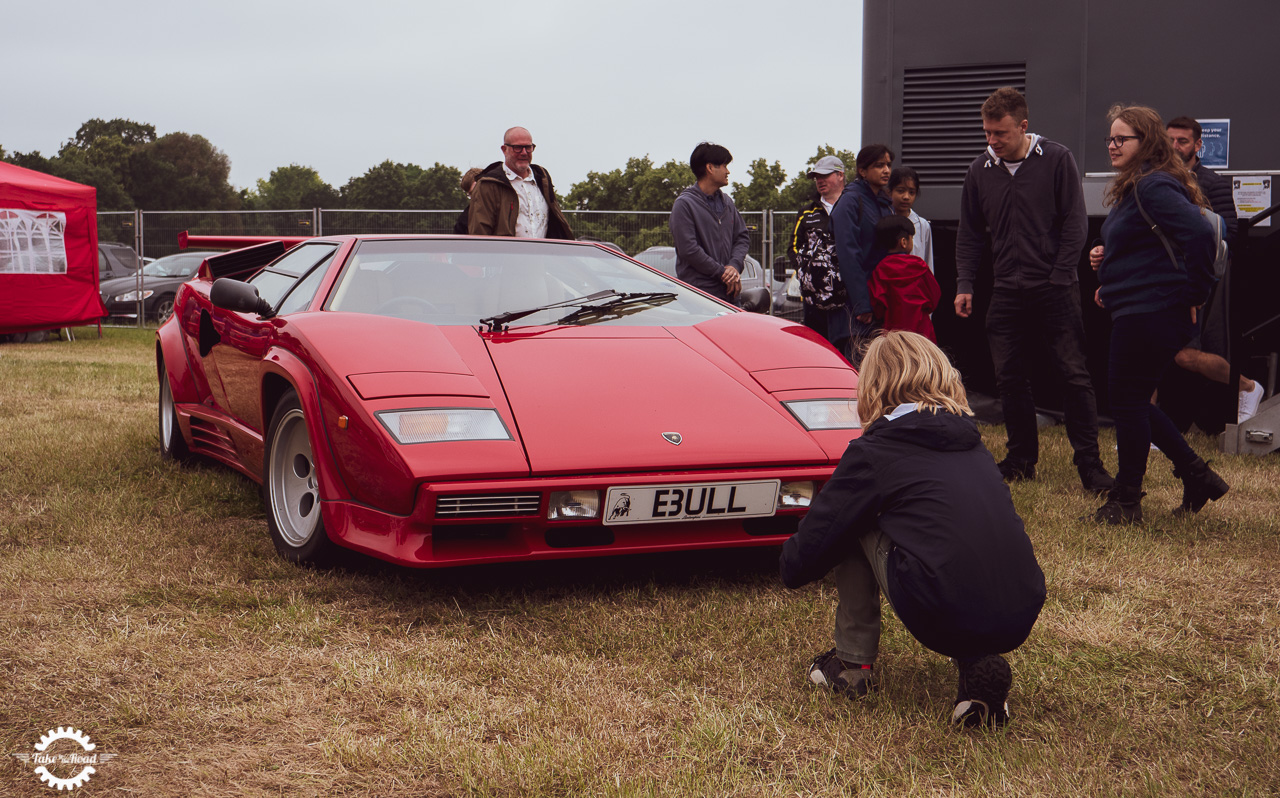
left=780, top=407, right=1046, bottom=659
left=1097, top=170, right=1215, bottom=318
left=467, top=161, right=574, bottom=240
left=669, top=184, right=749, bottom=302
left=830, top=179, right=893, bottom=316
left=956, top=134, right=1088, bottom=296
left=870, top=252, right=941, bottom=341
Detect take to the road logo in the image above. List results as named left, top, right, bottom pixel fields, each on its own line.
left=10, top=727, right=116, bottom=791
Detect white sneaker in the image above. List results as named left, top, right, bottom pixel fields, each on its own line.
left=1239, top=382, right=1264, bottom=423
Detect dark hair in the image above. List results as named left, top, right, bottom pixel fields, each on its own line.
left=1104, top=105, right=1205, bottom=208
left=690, top=142, right=733, bottom=179
left=888, top=166, right=921, bottom=194
left=875, top=214, right=915, bottom=250
left=982, top=87, right=1028, bottom=123
left=1167, top=115, right=1202, bottom=141
left=855, top=144, right=894, bottom=173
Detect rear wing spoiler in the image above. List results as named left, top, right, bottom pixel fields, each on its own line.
left=179, top=232, right=311, bottom=280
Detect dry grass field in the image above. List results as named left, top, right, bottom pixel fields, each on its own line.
left=1, top=327, right=1278, bottom=797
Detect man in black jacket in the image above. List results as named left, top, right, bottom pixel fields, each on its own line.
left=1165, top=117, right=1264, bottom=422
left=781, top=331, right=1046, bottom=728
left=955, top=88, right=1113, bottom=494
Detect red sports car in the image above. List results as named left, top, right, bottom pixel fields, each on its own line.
left=157, top=235, right=862, bottom=568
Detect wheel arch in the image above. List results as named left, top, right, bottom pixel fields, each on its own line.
left=259, top=349, right=351, bottom=503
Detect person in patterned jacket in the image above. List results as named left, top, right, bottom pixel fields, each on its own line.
left=791, top=155, right=854, bottom=358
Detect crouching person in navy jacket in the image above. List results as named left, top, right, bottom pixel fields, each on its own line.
left=780, top=331, right=1046, bottom=728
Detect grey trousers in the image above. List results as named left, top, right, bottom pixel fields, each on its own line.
left=833, top=528, right=894, bottom=665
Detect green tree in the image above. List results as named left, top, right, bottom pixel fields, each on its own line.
left=565, top=156, right=691, bottom=211
left=341, top=161, right=466, bottom=210
left=128, top=132, right=238, bottom=210
left=250, top=164, right=339, bottom=209
left=730, top=158, right=791, bottom=211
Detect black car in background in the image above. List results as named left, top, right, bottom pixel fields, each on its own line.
left=100, top=251, right=214, bottom=322
left=98, top=242, right=141, bottom=282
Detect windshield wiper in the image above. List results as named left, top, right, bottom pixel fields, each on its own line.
left=554, top=292, right=677, bottom=325
left=480, top=290, right=623, bottom=332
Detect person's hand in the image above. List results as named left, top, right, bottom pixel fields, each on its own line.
left=1094, top=287, right=1104, bottom=308
left=856, top=312, right=873, bottom=324
left=954, top=293, right=973, bottom=318
left=1191, top=305, right=1200, bottom=324
left=1089, top=245, right=1105, bottom=270
left=721, top=265, right=741, bottom=296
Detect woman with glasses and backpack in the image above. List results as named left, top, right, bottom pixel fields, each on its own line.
left=1088, top=105, right=1228, bottom=524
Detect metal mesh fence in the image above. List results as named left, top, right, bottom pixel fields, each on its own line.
left=97, top=211, right=137, bottom=251
left=319, top=209, right=460, bottom=236
left=141, top=210, right=317, bottom=259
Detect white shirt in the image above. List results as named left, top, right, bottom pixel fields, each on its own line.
left=503, top=163, right=549, bottom=238
left=820, top=196, right=836, bottom=215
left=908, top=209, right=934, bottom=273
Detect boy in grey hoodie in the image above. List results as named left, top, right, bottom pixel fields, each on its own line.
left=670, top=142, right=750, bottom=303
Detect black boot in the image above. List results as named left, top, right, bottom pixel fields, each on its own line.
left=1093, top=485, right=1145, bottom=525
left=1172, top=458, right=1229, bottom=514
left=1077, top=459, right=1116, bottom=496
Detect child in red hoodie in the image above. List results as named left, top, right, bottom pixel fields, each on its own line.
left=870, top=215, right=941, bottom=342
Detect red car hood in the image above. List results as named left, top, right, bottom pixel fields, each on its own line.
left=484, top=325, right=828, bottom=474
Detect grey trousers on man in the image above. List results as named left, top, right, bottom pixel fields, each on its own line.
left=833, top=528, right=895, bottom=665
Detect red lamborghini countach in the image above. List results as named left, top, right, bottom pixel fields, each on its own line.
left=157, top=235, right=862, bottom=568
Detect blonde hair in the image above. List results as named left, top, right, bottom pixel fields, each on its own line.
left=857, top=331, right=972, bottom=426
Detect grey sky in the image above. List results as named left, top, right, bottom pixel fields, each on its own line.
left=3, top=0, right=864, bottom=196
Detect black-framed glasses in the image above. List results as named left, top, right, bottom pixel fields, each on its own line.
left=1105, top=135, right=1141, bottom=148
left=503, top=143, right=536, bottom=152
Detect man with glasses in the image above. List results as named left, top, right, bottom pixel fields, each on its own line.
left=955, top=87, right=1114, bottom=494
left=1163, top=116, right=1263, bottom=423
left=469, top=126, right=574, bottom=239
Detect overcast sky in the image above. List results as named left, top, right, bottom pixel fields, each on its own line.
left=3, top=0, right=865, bottom=195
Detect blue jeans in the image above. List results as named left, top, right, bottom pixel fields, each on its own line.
left=985, top=284, right=1102, bottom=468
left=1109, top=307, right=1199, bottom=489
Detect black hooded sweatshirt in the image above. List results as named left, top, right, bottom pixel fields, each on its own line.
left=780, top=407, right=1045, bottom=659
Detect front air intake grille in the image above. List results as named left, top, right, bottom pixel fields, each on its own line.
left=435, top=493, right=541, bottom=518
left=901, top=63, right=1027, bottom=186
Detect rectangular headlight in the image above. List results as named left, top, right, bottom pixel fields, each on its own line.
left=778, top=481, right=815, bottom=508
left=376, top=408, right=511, bottom=444
left=782, top=399, right=861, bottom=430
left=548, top=490, right=600, bottom=520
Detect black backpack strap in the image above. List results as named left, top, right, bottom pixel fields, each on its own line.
left=1133, top=177, right=1183, bottom=273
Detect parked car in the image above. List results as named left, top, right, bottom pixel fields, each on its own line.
left=158, top=235, right=861, bottom=569
left=98, top=242, right=141, bottom=282
left=101, top=251, right=216, bottom=322
left=632, top=246, right=799, bottom=319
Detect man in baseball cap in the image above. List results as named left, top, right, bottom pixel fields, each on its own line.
left=791, top=155, right=853, bottom=355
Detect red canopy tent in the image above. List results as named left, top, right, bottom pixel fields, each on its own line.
left=0, top=162, right=107, bottom=334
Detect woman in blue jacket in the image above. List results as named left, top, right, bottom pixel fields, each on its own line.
left=781, top=331, right=1045, bottom=728
left=1089, top=105, right=1228, bottom=523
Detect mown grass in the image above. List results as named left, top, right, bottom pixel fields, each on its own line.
left=1, top=328, right=1277, bottom=796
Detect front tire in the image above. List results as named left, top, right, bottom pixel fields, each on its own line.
left=158, top=355, right=192, bottom=463
left=155, top=295, right=176, bottom=324
left=264, top=390, right=339, bottom=566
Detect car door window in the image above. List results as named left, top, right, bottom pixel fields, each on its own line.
left=248, top=243, right=339, bottom=307
left=276, top=260, right=331, bottom=316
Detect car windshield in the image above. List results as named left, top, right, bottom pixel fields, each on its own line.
left=326, top=239, right=734, bottom=327
left=141, top=253, right=206, bottom=278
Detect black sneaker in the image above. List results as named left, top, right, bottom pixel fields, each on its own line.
left=996, top=459, right=1035, bottom=482
left=1078, top=460, right=1116, bottom=496
left=951, top=654, right=1012, bottom=728
left=808, top=648, right=876, bottom=698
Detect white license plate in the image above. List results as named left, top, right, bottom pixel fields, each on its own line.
left=602, top=480, right=780, bottom=526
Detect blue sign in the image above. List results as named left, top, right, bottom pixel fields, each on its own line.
left=1198, top=118, right=1230, bottom=169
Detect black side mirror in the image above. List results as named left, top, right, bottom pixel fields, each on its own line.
left=738, top=286, right=771, bottom=314
left=211, top=278, right=274, bottom=318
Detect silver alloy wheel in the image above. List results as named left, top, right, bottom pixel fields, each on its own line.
left=268, top=408, right=321, bottom=548
left=160, top=375, right=176, bottom=450
left=156, top=297, right=175, bottom=323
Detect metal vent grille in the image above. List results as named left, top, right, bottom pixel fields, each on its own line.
left=435, top=493, right=541, bottom=518
left=901, top=63, right=1027, bottom=186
